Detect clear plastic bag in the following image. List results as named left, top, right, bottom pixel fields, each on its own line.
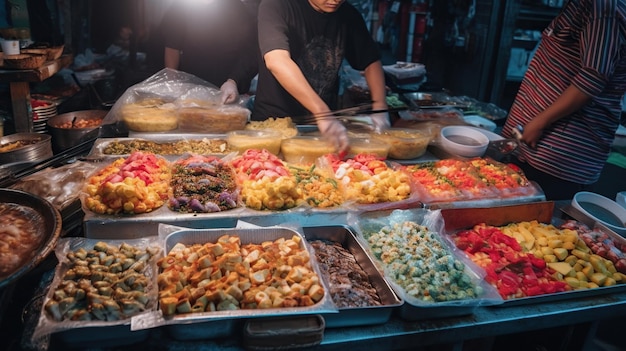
left=10, top=161, right=100, bottom=210
left=102, top=68, right=250, bottom=134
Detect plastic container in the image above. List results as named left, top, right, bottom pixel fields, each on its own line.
left=227, top=129, right=282, bottom=155
left=243, top=315, right=325, bottom=350
left=280, top=136, right=336, bottom=164
left=347, top=137, right=390, bottom=159
left=439, top=125, right=489, bottom=158
left=617, top=191, right=626, bottom=210
left=177, top=105, right=250, bottom=133
left=572, top=192, right=626, bottom=236
left=370, top=128, right=432, bottom=160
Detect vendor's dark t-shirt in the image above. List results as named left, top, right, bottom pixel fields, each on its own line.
left=161, top=0, right=258, bottom=93
left=252, top=0, right=380, bottom=123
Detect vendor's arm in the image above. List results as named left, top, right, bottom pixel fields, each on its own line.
left=363, top=60, right=387, bottom=111
left=363, top=60, right=390, bottom=131
left=264, top=49, right=349, bottom=151
left=164, top=47, right=180, bottom=70
left=522, top=85, right=592, bottom=148
left=264, top=49, right=330, bottom=114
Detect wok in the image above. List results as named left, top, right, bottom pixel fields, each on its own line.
left=0, top=189, right=62, bottom=290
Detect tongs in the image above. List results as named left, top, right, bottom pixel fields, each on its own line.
left=484, top=125, right=522, bottom=160
left=297, top=102, right=407, bottom=124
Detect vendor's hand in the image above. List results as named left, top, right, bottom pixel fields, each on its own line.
left=317, top=118, right=349, bottom=153
left=220, top=79, right=239, bottom=104
left=370, top=112, right=391, bottom=133
left=521, top=118, right=546, bottom=149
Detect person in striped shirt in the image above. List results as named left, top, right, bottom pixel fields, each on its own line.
left=502, top=0, right=626, bottom=200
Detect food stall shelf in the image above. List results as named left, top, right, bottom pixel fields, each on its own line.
left=76, top=291, right=625, bottom=350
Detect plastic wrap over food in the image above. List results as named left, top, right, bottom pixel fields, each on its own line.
left=32, top=236, right=162, bottom=340
left=347, top=208, right=502, bottom=309
left=341, top=63, right=371, bottom=104
left=102, top=68, right=250, bottom=134
left=316, top=153, right=422, bottom=212
left=10, top=161, right=100, bottom=210
left=403, top=158, right=540, bottom=204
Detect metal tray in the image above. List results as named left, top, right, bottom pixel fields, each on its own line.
left=347, top=209, right=504, bottom=321
left=32, top=237, right=160, bottom=346
left=87, top=135, right=230, bottom=161
left=403, top=92, right=470, bottom=110
left=303, top=225, right=403, bottom=328
left=162, top=226, right=336, bottom=340
left=442, top=203, right=626, bottom=307
left=242, top=314, right=325, bottom=350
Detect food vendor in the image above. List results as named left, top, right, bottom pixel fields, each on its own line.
left=501, top=0, right=626, bottom=201
left=251, top=0, right=390, bottom=152
left=161, top=0, right=258, bottom=104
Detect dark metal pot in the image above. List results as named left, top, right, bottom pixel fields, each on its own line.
left=47, top=110, right=108, bottom=152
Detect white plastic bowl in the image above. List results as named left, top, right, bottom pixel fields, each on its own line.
left=572, top=191, right=626, bottom=236
left=439, top=125, right=489, bottom=157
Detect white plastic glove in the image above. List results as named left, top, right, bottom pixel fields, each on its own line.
left=220, top=79, right=239, bottom=104
left=370, top=112, right=391, bottom=133
left=317, top=118, right=349, bottom=153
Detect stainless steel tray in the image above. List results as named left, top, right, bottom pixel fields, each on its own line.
left=347, top=209, right=504, bottom=321
left=87, top=136, right=230, bottom=161
left=161, top=227, right=336, bottom=340
left=32, top=237, right=160, bottom=346
left=303, top=225, right=403, bottom=328
left=403, top=92, right=470, bottom=110
left=441, top=203, right=626, bottom=307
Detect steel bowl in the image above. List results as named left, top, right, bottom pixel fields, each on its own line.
left=0, top=133, right=52, bottom=164
left=47, top=110, right=107, bottom=152
left=0, top=188, right=62, bottom=289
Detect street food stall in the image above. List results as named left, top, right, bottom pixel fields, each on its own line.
left=1, top=0, right=625, bottom=348
left=1, top=67, right=626, bottom=351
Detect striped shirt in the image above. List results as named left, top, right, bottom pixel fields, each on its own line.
left=502, top=0, right=626, bottom=184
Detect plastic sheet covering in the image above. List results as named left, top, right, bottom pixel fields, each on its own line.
left=347, top=208, right=503, bottom=319
left=10, top=161, right=100, bottom=211
left=102, top=68, right=250, bottom=134
left=32, top=237, right=162, bottom=341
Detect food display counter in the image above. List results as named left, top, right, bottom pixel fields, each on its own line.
left=6, top=198, right=625, bottom=351
left=131, top=293, right=626, bottom=351
left=2, top=118, right=624, bottom=351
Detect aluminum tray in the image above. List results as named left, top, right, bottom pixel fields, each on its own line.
left=441, top=203, right=626, bottom=307
left=87, top=135, right=230, bottom=161
left=347, top=209, right=504, bottom=321
left=403, top=92, right=470, bottom=110
left=161, top=226, right=336, bottom=341
left=303, top=225, right=403, bottom=328
left=32, top=237, right=160, bottom=347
